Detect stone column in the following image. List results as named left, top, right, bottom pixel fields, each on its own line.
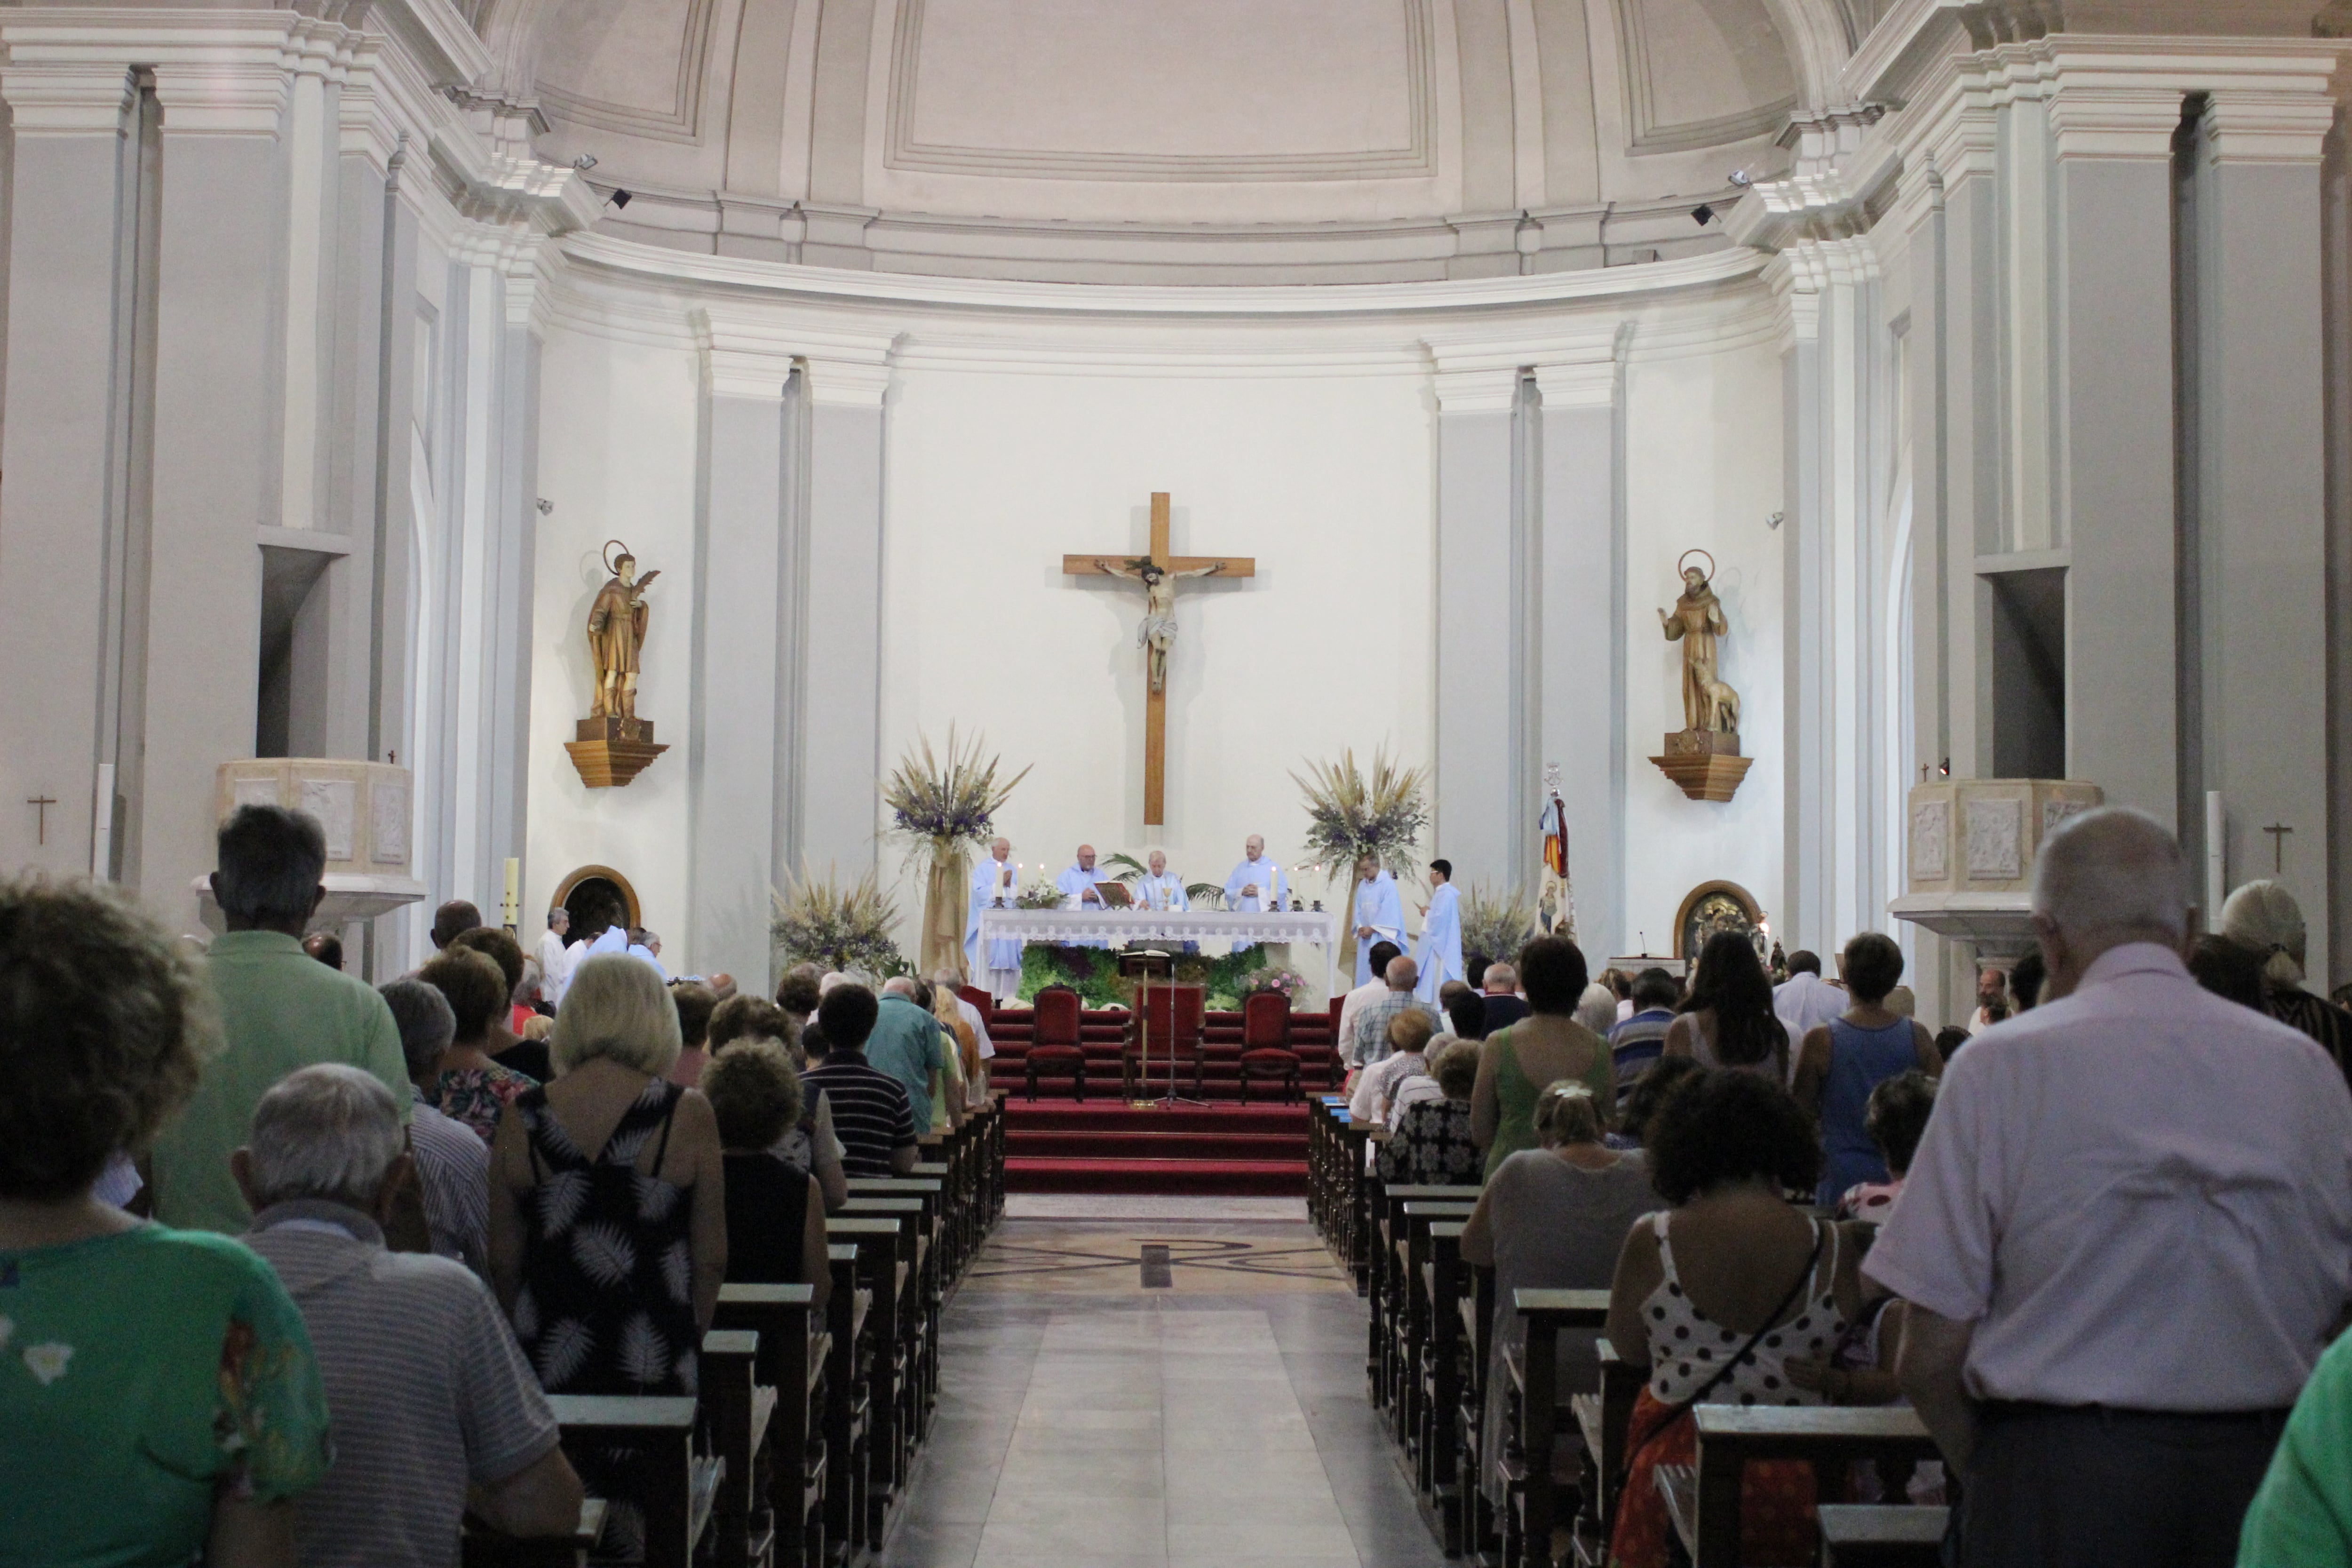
left=1534, top=343, right=1625, bottom=956
left=2193, top=66, right=2338, bottom=964
left=1430, top=363, right=1519, bottom=890
left=791, top=345, right=894, bottom=877
left=2042, top=62, right=2181, bottom=820
left=0, top=59, right=138, bottom=876
left=690, top=313, right=793, bottom=981
left=141, top=53, right=292, bottom=926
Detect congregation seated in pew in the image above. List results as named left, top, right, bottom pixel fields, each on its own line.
left=708, top=992, right=850, bottom=1211
left=1472, top=936, right=1615, bottom=1176
left=1461, top=1079, right=1652, bottom=1509
left=1375, top=1037, right=1483, bottom=1186
left=0, top=878, right=340, bottom=1566
left=488, top=953, right=728, bottom=1560
left=1600, top=1067, right=1874, bottom=1568
left=237, top=1064, right=585, bottom=1566
left=699, top=1038, right=831, bottom=1301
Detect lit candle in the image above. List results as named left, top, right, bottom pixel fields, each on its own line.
left=501, top=857, right=520, bottom=931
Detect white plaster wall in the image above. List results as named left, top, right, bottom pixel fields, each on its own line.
left=878, top=364, right=1437, bottom=944
left=1620, top=339, right=1786, bottom=952
left=524, top=326, right=705, bottom=941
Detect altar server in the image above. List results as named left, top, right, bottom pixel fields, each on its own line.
left=1057, top=844, right=1111, bottom=947
left=966, top=836, right=1025, bottom=1001
left=536, top=907, right=574, bottom=1008
left=1136, top=849, right=1189, bottom=912
left=1350, top=854, right=1406, bottom=987
left=1224, top=836, right=1288, bottom=912
left=1415, top=860, right=1464, bottom=1003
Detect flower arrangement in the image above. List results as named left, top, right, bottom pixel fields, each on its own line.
left=1460, top=881, right=1539, bottom=967
left=883, top=727, right=1030, bottom=977
left=882, top=726, right=1030, bottom=849
left=1294, top=747, right=1430, bottom=977
left=770, top=866, right=905, bottom=978
left=1015, top=877, right=1065, bottom=910
left=1292, top=748, right=1430, bottom=876
left=1241, top=967, right=1310, bottom=1002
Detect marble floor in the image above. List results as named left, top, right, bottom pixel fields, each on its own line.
left=874, top=1212, right=1454, bottom=1568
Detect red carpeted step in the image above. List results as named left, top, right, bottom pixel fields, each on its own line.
left=1004, top=1156, right=1306, bottom=1197
left=997, top=1098, right=1312, bottom=1195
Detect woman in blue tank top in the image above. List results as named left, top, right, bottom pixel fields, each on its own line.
left=1791, top=932, right=1944, bottom=1208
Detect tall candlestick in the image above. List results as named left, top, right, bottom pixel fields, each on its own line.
left=501, top=857, right=520, bottom=931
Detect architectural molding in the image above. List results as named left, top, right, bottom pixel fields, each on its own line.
left=0, top=61, right=135, bottom=134
left=534, top=0, right=719, bottom=144
left=878, top=0, right=1440, bottom=183
left=1611, top=0, right=1800, bottom=152
left=560, top=228, right=1769, bottom=315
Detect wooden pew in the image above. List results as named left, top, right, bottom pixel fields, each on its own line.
left=542, top=1395, right=715, bottom=1568
left=1339, top=1115, right=1372, bottom=1291
left=1459, top=1261, right=1499, bottom=1559
left=1373, top=1183, right=1480, bottom=1413
left=461, top=1498, right=608, bottom=1566
left=1422, top=1218, right=1473, bottom=1554
left=826, top=1215, right=910, bottom=1546
left=1509, top=1288, right=1612, bottom=1568
left=1567, top=1337, right=1641, bottom=1548
left=820, top=1242, right=871, bottom=1558
left=1690, top=1407, right=1938, bottom=1568
left=699, top=1329, right=772, bottom=1568
left=839, top=1194, right=936, bottom=1442
left=713, top=1287, right=826, bottom=1568
left=1816, top=1504, right=1948, bottom=1566
left=1393, top=1197, right=1478, bottom=1449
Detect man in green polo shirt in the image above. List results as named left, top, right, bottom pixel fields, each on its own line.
left=866, top=976, right=955, bottom=1141
left=148, top=804, right=411, bottom=1234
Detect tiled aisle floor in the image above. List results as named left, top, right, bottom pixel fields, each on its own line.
left=874, top=1216, right=1454, bottom=1568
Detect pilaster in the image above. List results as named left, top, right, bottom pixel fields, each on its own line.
left=1428, top=357, right=1520, bottom=893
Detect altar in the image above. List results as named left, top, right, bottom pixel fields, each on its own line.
left=975, top=907, right=1341, bottom=996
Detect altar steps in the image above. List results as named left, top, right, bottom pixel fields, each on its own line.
left=1000, top=1100, right=1311, bottom=1197
left=985, top=1004, right=1347, bottom=1102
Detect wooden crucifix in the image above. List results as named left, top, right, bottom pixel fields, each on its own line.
left=2265, top=821, right=2294, bottom=875
left=1063, top=492, right=1254, bottom=827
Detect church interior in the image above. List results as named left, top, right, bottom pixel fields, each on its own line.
left=9, top=1, right=2352, bottom=1566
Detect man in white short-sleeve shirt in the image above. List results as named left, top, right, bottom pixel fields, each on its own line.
left=1867, top=807, right=2352, bottom=1568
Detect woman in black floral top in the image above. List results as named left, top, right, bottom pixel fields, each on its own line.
left=1377, top=1038, right=1483, bottom=1185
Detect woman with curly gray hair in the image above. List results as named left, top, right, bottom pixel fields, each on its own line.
left=0, top=879, right=332, bottom=1567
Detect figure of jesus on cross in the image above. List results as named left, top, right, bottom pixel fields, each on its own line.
left=1064, top=493, right=1254, bottom=826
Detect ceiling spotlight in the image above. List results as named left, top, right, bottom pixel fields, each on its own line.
left=1692, top=203, right=1716, bottom=226
left=535, top=497, right=554, bottom=515
left=572, top=153, right=598, bottom=171
left=1727, top=169, right=1753, bottom=188
left=608, top=189, right=633, bottom=210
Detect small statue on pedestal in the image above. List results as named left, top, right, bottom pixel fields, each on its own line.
left=1650, top=549, right=1753, bottom=803
left=566, top=540, right=669, bottom=788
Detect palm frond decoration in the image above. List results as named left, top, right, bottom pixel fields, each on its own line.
left=770, top=865, right=906, bottom=978
left=1460, top=881, right=1539, bottom=965
left=1291, top=748, right=1430, bottom=876
left=1099, top=852, right=1149, bottom=885
left=882, top=726, right=1032, bottom=852
left=1185, top=882, right=1225, bottom=908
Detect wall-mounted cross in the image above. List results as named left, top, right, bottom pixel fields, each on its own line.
left=2264, top=822, right=2294, bottom=875
left=25, top=795, right=56, bottom=845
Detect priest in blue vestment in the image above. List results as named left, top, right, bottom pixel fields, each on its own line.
left=1414, top=859, right=1464, bottom=1003
left=1224, top=835, right=1288, bottom=912
left=1135, top=849, right=1189, bottom=911
left=1349, top=854, right=1406, bottom=987
left=1056, top=844, right=1111, bottom=947
left=966, top=836, right=1025, bottom=1001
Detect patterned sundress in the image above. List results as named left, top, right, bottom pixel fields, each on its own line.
left=1607, top=1213, right=1851, bottom=1568
left=509, top=1077, right=701, bottom=1560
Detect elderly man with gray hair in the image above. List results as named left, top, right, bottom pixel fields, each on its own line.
left=238, top=1064, right=584, bottom=1568
left=1867, top=807, right=2352, bottom=1568
left=379, top=978, right=492, bottom=1275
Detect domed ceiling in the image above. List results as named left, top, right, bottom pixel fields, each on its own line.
left=502, top=0, right=1867, bottom=282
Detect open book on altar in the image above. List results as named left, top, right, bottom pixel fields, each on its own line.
left=1094, top=882, right=1134, bottom=908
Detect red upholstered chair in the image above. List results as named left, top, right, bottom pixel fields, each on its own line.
left=955, top=985, right=994, bottom=1031
left=1236, top=991, right=1302, bottom=1104
left=1122, top=983, right=1206, bottom=1098
left=1024, top=987, right=1087, bottom=1101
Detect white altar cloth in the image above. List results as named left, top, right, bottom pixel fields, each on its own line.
left=974, top=908, right=1339, bottom=995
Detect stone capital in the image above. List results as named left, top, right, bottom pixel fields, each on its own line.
left=0, top=61, right=134, bottom=134
left=2201, top=88, right=2341, bottom=166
